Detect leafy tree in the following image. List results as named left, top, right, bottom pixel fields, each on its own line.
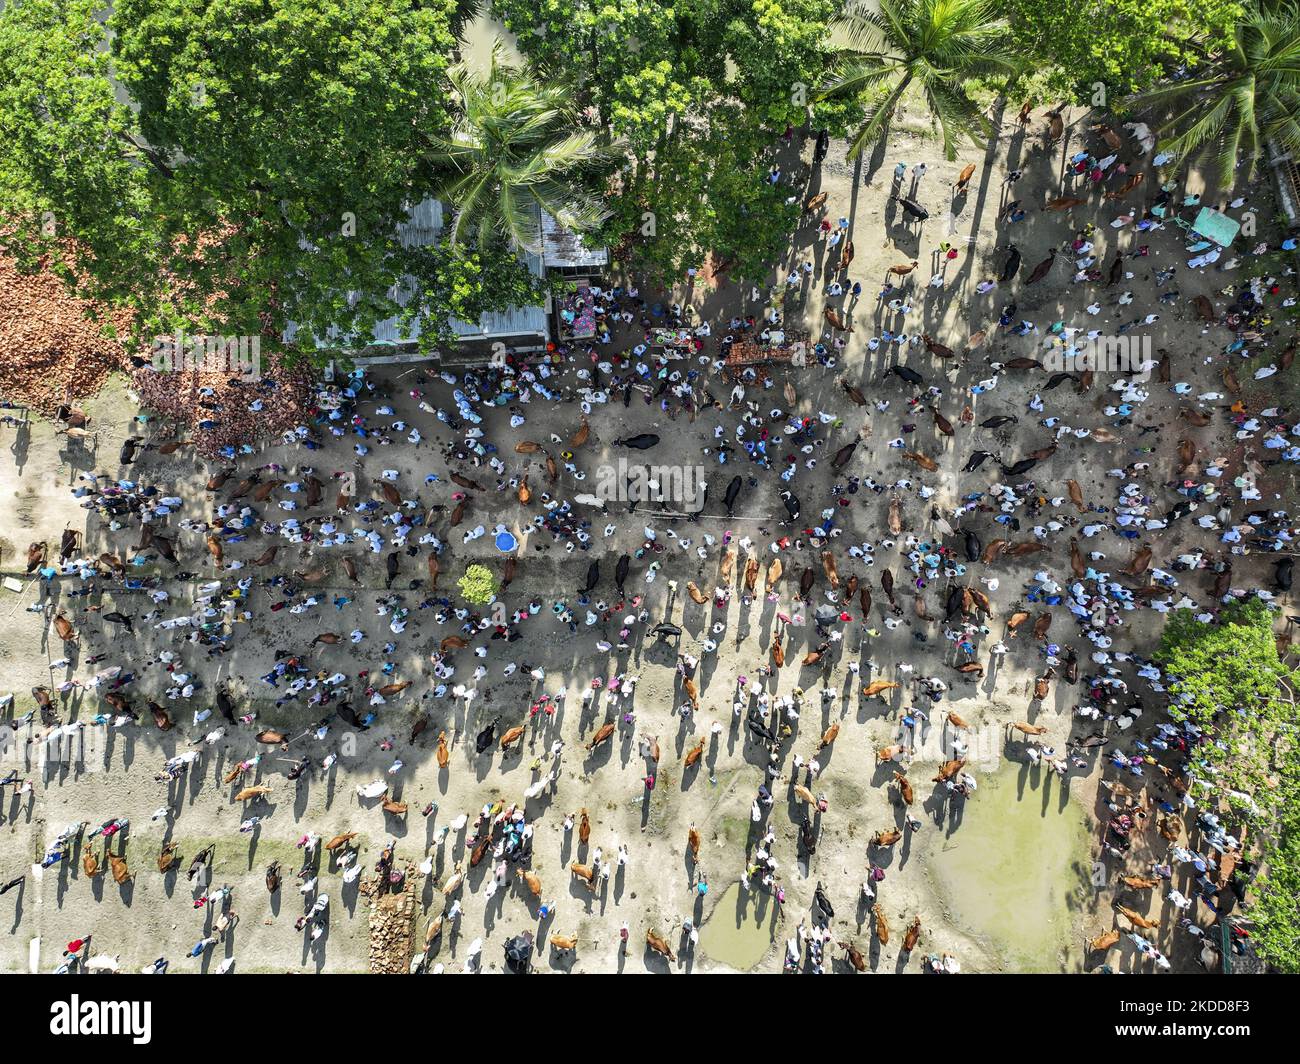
left=721, top=0, right=847, bottom=130
left=495, top=0, right=715, bottom=150
left=1127, top=0, right=1300, bottom=187
left=396, top=239, right=550, bottom=349
left=600, top=108, right=799, bottom=283
left=428, top=42, right=609, bottom=252
left=0, top=0, right=536, bottom=359
left=1155, top=597, right=1298, bottom=816
left=819, top=0, right=1022, bottom=160
left=1251, top=813, right=1300, bottom=972
left=1156, top=596, right=1300, bottom=971
left=1006, top=0, right=1242, bottom=97
left=458, top=564, right=498, bottom=605
left=494, top=0, right=848, bottom=282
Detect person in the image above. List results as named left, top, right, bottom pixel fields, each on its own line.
left=189, top=936, right=217, bottom=958
left=64, top=936, right=91, bottom=956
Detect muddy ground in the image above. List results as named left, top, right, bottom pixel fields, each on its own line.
left=0, top=104, right=1290, bottom=974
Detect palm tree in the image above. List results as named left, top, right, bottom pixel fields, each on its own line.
left=819, top=0, right=1021, bottom=160
left=427, top=42, right=609, bottom=252
left=1128, top=0, right=1300, bottom=188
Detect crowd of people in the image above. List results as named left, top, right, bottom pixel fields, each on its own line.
left=3, top=103, right=1296, bottom=976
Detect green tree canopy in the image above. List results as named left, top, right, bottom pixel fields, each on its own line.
left=1156, top=596, right=1298, bottom=816
left=458, top=563, right=498, bottom=605
left=1127, top=0, right=1300, bottom=188
left=1251, top=813, right=1300, bottom=972
left=493, top=0, right=850, bottom=284
left=1156, top=596, right=1300, bottom=971
left=0, top=0, right=539, bottom=357
left=428, top=42, right=610, bottom=252
left=819, top=0, right=1023, bottom=160
left=1006, top=0, right=1242, bottom=96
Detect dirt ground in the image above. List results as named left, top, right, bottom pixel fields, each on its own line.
left=0, top=103, right=1289, bottom=974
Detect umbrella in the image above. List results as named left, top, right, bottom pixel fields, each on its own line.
left=814, top=604, right=841, bottom=625
left=504, top=932, right=534, bottom=973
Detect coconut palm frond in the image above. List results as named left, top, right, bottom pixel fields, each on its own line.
left=920, top=74, right=988, bottom=160
left=818, top=57, right=903, bottom=102
left=429, top=35, right=609, bottom=251
left=497, top=185, right=543, bottom=251
left=846, top=76, right=913, bottom=159
left=825, top=0, right=1018, bottom=161
left=1129, top=1, right=1300, bottom=188
left=833, top=7, right=890, bottom=53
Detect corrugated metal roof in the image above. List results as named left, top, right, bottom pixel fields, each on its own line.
left=541, top=210, right=608, bottom=268
left=284, top=198, right=549, bottom=351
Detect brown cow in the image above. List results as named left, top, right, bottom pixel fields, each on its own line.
left=157, top=843, right=179, bottom=874
left=109, top=853, right=132, bottom=885
left=646, top=929, right=676, bottom=961
left=1114, top=904, right=1158, bottom=931
left=932, top=758, right=965, bottom=782
left=839, top=940, right=867, bottom=972
left=53, top=610, right=76, bottom=643
left=872, top=904, right=890, bottom=945
left=892, top=772, right=914, bottom=805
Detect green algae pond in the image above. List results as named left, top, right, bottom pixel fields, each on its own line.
left=925, top=762, right=1094, bottom=972
left=698, top=881, right=780, bottom=970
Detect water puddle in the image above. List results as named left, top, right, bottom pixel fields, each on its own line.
left=926, top=762, right=1093, bottom=972
left=699, top=882, right=779, bottom=970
